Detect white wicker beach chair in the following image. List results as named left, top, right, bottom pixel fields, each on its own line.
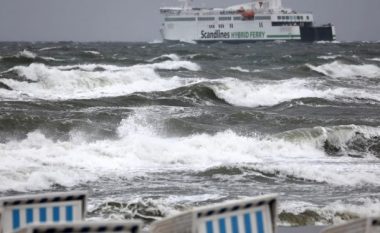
left=13, top=221, right=142, bottom=233
left=321, top=217, right=380, bottom=233
left=151, top=194, right=278, bottom=233
left=0, top=191, right=87, bottom=233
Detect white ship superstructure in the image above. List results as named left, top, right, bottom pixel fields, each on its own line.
left=160, top=0, right=336, bottom=42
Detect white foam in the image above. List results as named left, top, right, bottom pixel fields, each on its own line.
left=179, top=39, right=197, bottom=44
left=1, top=110, right=379, bottom=192
left=148, top=39, right=163, bottom=44
left=0, top=61, right=201, bottom=100
left=40, top=56, right=63, bottom=61
left=323, top=198, right=380, bottom=220
left=274, top=40, right=287, bottom=44
left=84, top=50, right=101, bottom=55
left=307, top=61, right=380, bottom=78
left=281, top=197, right=380, bottom=225
left=316, top=41, right=341, bottom=44
left=135, top=60, right=200, bottom=71
left=368, top=58, right=380, bottom=62
left=39, top=46, right=61, bottom=51
left=147, top=54, right=181, bottom=62
left=318, top=55, right=341, bottom=60
left=17, top=50, right=37, bottom=59
left=230, top=66, right=250, bottom=73
left=209, top=78, right=380, bottom=107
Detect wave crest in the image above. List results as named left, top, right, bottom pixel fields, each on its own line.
left=209, top=78, right=380, bottom=107
left=1, top=112, right=380, bottom=192
left=0, top=60, right=201, bottom=100
left=307, top=61, right=380, bottom=78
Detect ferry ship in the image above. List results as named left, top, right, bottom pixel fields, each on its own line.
left=160, top=0, right=336, bottom=42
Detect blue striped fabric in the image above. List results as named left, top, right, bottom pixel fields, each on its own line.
left=255, top=211, right=264, bottom=233
left=26, top=208, right=34, bottom=224
left=231, top=216, right=239, bottom=233
left=66, top=205, right=73, bottom=221
left=206, top=220, right=214, bottom=233
left=244, top=213, right=252, bottom=233
left=200, top=208, right=269, bottom=233
left=12, top=209, right=20, bottom=230
left=39, top=207, right=47, bottom=223
left=53, top=206, right=60, bottom=222
left=218, top=218, right=226, bottom=233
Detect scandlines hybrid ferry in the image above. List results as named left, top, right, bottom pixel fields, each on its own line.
left=160, top=0, right=336, bottom=43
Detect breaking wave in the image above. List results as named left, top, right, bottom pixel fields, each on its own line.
left=368, top=58, right=380, bottom=62
left=83, top=50, right=101, bottom=56
left=1, top=109, right=379, bottom=192
left=0, top=60, right=201, bottom=100
left=87, top=195, right=380, bottom=225
left=147, top=54, right=180, bottom=62
left=317, top=55, right=341, bottom=60
left=17, top=50, right=37, bottom=59
left=277, top=125, right=380, bottom=158
left=229, top=66, right=250, bottom=73
left=0, top=49, right=63, bottom=63
left=280, top=197, right=380, bottom=226
left=39, top=46, right=61, bottom=51
left=88, top=194, right=223, bottom=222
left=209, top=78, right=380, bottom=107
left=307, top=61, right=380, bottom=78
left=2, top=65, right=380, bottom=105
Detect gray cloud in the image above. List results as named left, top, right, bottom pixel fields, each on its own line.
left=0, top=0, right=379, bottom=42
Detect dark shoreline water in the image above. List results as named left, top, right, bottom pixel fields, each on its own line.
left=0, top=41, right=380, bottom=226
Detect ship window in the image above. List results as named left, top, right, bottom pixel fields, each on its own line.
left=306, top=16, right=309, bottom=20
left=233, top=16, right=242, bottom=20
left=218, top=24, right=225, bottom=28
left=198, top=17, right=215, bottom=21
left=255, top=16, right=271, bottom=20
left=286, top=16, right=289, bottom=20
left=230, top=24, right=234, bottom=28
left=209, top=25, right=215, bottom=29
left=165, top=17, right=196, bottom=22
left=219, top=16, right=231, bottom=21
left=301, top=16, right=304, bottom=20
left=272, top=22, right=302, bottom=26
left=278, top=16, right=281, bottom=20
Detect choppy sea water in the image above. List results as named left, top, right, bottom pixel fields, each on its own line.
left=0, top=41, right=380, bottom=226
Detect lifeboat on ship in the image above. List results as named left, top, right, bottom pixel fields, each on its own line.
left=238, top=7, right=255, bottom=20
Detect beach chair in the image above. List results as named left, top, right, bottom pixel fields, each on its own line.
left=151, top=194, right=278, bottom=233
left=14, top=221, right=142, bottom=233
left=321, top=217, right=380, bottom=233
left=0, top=191, right=87, bottom=233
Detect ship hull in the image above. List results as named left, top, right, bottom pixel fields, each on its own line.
left=163, top=25, right=335, bottom=43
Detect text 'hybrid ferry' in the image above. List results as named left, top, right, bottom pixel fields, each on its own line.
left=160, top=0, right=336, bottom=43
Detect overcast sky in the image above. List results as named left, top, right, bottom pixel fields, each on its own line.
left=0, top=0, right=379, bottom=42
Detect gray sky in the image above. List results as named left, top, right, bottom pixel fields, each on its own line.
left=0, top=0, right=379, bottom=42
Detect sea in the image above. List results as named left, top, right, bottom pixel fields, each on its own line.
left=0, top=41, right=380, bottom=227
